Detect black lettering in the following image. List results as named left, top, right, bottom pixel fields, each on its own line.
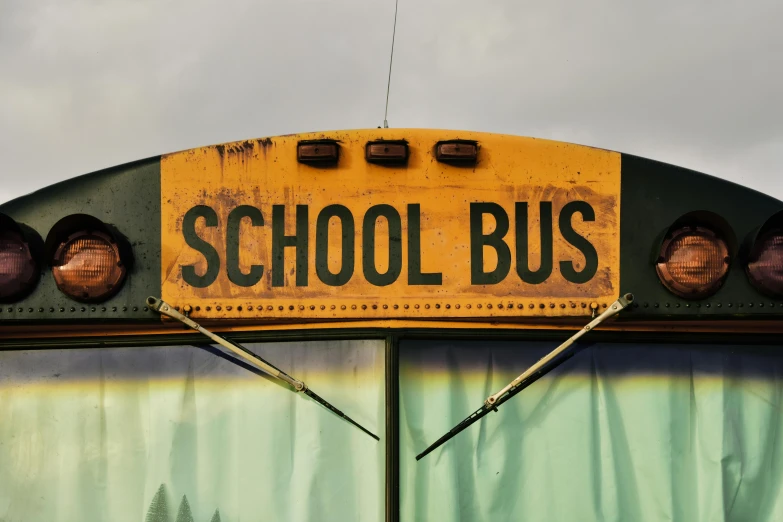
left=226, top=205, right=264, bottom=287
left=181, top=205, right=220, bottom=288
left=559, top=201, right=598, bottom=284
left=272, top=205, right=309, bottom=287
left=407, top=204, right=442, bottom=285
left=515, top=202, right=553, bottom=284
left=362, top=205, right=402, bottom=286
left=470, top=203, right=511, bottom=284
left=316, top=205, right=355, bottom=286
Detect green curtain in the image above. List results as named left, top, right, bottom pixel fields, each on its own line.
left=400, top=340, right=783, bottom=522
left=0, top=340, right=385, bottom=522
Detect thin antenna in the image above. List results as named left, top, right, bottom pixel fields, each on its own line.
left=383, top=0, right=400, bottom=129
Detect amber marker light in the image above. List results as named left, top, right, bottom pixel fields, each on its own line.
left=656, top=226, right=730, bottom=299
left=52, top=230, right=127, bottom=302
left=435, top=140, right=478, bottom=164
left=0, top=215, right=40, bottom=302
left=746, top=229, right=783, bottom=297
left=365, top=140, right=408, bottom=164
left=297, top=140, right=339, bottom=165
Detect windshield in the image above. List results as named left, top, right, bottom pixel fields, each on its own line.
left=0, top=339, right=385, bottom=522
left=400, top=339, right=783, bottom=522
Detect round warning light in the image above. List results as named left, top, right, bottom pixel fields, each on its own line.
left=656, top=227, right=730, bottom=299
left=746, top=230, right=783, bottom=297
left=52, top=231, right=126, bottom=302
left=0, top=230, right=39, bottom=302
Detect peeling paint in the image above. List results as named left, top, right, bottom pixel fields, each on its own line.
left=160, top=130, right=621, bottom=322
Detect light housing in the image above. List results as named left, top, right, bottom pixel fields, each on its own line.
left=0, top=213, right=41, bottom=302
left=365, top=140, right=408, bottom=165
left=745, top=211, right=783, bottom=298
left=297, top=140, right=339, bottom=165
left=656, top=226, right=731, bottom=299
left=435, top=140, right=478, bottom=165
left=46, top=215, right=132, bottom=303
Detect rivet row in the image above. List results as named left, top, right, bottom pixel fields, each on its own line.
left=164, top=301, right=783, bottom=315
left=635, top=302, right=783, bottom=310
left=170, top=302, right=626, bottom=313
left=2, top=302, right=781, bottom=315
left=0, top=305, right=147, bottom=314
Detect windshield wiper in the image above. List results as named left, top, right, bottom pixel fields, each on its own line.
left=415, top=293, right=634, bottom=461
left=146, top=297, right=379, bottom=441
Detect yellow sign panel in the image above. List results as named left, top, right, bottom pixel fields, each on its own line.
left=161, top=130, right=620, bottom=320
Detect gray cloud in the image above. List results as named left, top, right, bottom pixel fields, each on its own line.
left=1, top=0, right=781, bottom=204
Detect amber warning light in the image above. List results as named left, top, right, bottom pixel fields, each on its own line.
left=365, top=140, right=409, bottom=164
left=435, top=140, right=478, bottom=164
left=0, top=219, right=39, bottom=302
left=747, top=230, right=783, bottom=297
left=52, top=231, right=127, bottom=302
left=656, top=226, right=730, bottom=299
left=297, top=140, right=339, bottom=165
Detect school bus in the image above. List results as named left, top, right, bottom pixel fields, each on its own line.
left=1, top=129, right=782, bottom=522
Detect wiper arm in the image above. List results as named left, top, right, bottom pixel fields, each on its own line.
left=146, top=297, right=379, bottom=441
left=416, top=293, right=634, bottom=461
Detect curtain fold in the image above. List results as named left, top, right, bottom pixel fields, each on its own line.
left=400, top=340, right=783, bottom=522
left=0, top=340, right=385, bottom=522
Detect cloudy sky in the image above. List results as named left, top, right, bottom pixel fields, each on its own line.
left=1, top=0, right=781, bottom=204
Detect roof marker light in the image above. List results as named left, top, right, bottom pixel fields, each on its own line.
left=365, top=140, right=408, bottom=164
left=435, top=140, right=478, bottom=164
left=297, top=140, right=339, bottom=165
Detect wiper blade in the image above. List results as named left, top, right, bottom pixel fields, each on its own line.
left=416, top=293, right=634, bottom=461
left=147, top=296, right=379, bottom=441
left=303, top=387, right=379, bottom=441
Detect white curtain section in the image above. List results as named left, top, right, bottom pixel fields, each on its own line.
left=400, top=340, right=783, bottom=522
left=0, top=340, right=385, bottom=522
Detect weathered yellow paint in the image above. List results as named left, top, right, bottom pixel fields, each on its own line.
left=161, top=130, right=621, bottom=321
